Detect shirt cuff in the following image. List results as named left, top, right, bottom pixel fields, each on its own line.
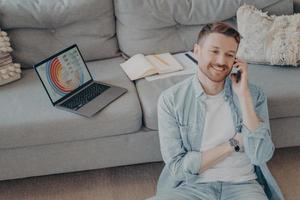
left=241, top=122, right=269, bottom=139
left=183, top=151, right=201, bottom=175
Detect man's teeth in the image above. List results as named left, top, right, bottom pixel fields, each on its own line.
left=212, top=65, right=224, bottom=71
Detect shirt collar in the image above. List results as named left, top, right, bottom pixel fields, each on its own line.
left=192, top=73, right=232, bottom=101
left=192, top=74, right=205, bottom=99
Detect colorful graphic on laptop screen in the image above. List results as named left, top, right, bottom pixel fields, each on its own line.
left=36, top=47, right=92, bottom=103
left=46, top=57, right=83, bottom=95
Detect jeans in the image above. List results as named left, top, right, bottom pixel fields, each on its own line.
left=147, top=180, right=268, bottom=200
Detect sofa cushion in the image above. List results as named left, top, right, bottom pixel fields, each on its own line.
left=0, top=57, right=142, bottom=149
left=0, top=0, right=119, bottom=68
left=136, top=74, right=191, bottom=130
left=237, top=5, right=300, bottom=66
left=114, top=0, right=293, bottom=57
left=248, top=64, right=300, bottom=119
left=136, top=64, right=300, bottom=130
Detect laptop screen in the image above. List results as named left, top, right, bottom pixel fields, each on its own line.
left=34, top=45, right=92, bottom=104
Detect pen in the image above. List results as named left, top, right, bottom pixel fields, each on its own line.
left=185, top=53, right=198, bottom=64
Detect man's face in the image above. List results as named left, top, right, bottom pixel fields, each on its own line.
left=194, top=33, right=238, bottom=83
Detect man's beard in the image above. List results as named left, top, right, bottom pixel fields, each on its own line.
left=200, top=63, right=231, bottom=83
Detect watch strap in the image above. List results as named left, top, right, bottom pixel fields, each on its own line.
left=229, top=138, right=240, bottom=152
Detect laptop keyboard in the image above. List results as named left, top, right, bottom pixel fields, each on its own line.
left=61, top=83, right=110, bottom=110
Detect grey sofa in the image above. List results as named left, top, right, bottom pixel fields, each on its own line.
left=0, top=0, right=299, bottom=181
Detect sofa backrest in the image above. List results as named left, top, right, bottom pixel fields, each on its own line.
left=0, top=0, right=119, bottom=68
left=0, top=0, right=294, bottom=68
left=114, top=0, right=293, bottom=57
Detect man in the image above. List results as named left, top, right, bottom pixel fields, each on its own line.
left=148, top=22, right=283, bottom=200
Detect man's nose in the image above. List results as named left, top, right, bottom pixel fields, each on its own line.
left=216, top=55, right=227, bottom=66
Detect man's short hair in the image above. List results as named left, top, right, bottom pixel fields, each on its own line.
left=197, top=22, right=241, bottom=45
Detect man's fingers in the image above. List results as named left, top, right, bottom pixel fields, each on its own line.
left=230, top=73, right=238, bottom=83
left=235, top=57, right=246, bottom=63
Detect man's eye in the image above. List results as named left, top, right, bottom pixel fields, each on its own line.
left=210, top=50, right=218, bottom=54
left=227, top=54, right=234, bottom=57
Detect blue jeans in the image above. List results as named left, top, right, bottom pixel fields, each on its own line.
left=147, top=180, right=268, bottom=200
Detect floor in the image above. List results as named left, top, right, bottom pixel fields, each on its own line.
left=0, top=147, right=299, bottom=200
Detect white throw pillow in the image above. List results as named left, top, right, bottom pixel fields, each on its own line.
left=236, top=5, right=300, bottom=66
left=0, top=29, right=22, bottom=86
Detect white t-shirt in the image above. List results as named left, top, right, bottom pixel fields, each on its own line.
left=198, top=89, right=257, bottom=183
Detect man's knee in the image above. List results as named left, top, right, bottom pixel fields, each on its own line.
left=146, top=195, right=182, bottom=200
left=223, top=180, right=268, bottom=200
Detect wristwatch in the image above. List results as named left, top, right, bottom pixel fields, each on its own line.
left=229, top=138, right=240, bottom=152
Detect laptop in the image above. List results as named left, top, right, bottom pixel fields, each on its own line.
left=33, top=44, right=127, bottom=117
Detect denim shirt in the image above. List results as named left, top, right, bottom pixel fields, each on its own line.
left=156, top=74, right=284, bottom=200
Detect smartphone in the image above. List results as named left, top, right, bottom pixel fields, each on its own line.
left=231, top=61, right=241, bottom=83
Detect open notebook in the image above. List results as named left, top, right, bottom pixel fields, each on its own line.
left=120, top=53, right=183, bottom=81
left=145, top=51, right=198, bottom=81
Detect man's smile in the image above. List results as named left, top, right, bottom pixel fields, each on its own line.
left=210, top=64, right=227, bottom=72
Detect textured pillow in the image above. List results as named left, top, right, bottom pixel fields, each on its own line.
left=0, top=29, right=21, bottom=86
left=237, top=5, right=300, bottom=66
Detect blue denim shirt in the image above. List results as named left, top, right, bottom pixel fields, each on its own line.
left=156, top=74, right=284, bottom=200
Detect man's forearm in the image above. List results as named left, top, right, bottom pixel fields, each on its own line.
left=239, top=90, right=261, bottom=132
left=199, top=141, right=233, bottom=174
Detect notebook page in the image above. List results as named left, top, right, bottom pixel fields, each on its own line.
left=146, top=53, right=183, bottom=74
left=120, top=54, right=155, bottom=80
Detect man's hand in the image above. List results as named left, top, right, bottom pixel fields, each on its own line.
left=199, top=141, right=234, bottom=174
left=231, top=58, right=261, bottom=132
left=230, top=58, right=250, bottom=98
left=233, top=133, right=244, bottom=148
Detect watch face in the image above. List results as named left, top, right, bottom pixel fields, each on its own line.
left=234, top=145, right=240, bottom=152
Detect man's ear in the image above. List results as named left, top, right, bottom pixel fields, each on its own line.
left=193, top=43, right=198, bottom=55
left=194, top=43, right=201, bottom=56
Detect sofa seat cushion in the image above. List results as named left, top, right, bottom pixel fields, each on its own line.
left=136, top=64, right=300, bottom=130
left=136, top=75, right=191, bottom=130
left=0, top=57, right=142, bottom=149
left=248, top=64, right=300, bottom=119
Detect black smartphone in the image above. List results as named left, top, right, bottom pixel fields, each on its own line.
left=231, top=60, right=241, bottom=83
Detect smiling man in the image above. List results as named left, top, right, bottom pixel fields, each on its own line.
left=148, top=22, right=284, bottom=200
